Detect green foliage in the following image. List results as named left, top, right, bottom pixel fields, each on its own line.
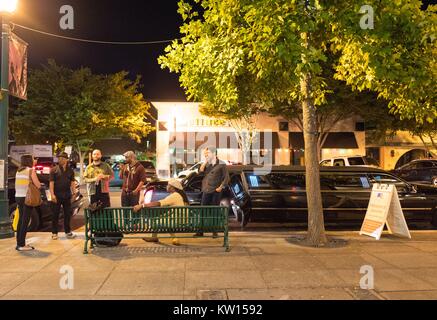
left=159, top=0, right=435, bottom=122
left=11, top=60, right=153, bottom=152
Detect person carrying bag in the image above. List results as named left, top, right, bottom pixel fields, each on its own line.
left=15, top=154, right=41, bottom=252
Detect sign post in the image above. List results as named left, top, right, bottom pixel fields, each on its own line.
left=360, top=184, right=411, bottom=240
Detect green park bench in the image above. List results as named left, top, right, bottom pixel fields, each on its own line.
left=83, top=206, right=230, bottom=254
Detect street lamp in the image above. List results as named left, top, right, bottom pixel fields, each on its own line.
left=0, top=0, right=18, bottom=239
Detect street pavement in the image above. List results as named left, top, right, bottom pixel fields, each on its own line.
left=2, top=229, right=437, bottom=300
left=2, top=189, right=437, bottom=300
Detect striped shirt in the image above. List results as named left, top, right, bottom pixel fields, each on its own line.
left=15, top=168, right=31, bottom=198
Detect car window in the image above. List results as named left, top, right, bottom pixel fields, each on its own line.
left=321, top=174, right=370, bottom=189
left=364, top=157, right=380, bottom=166
left=192, top=163, right=201, bottom=170
left=187, top=175, right=203, bottom=191
left=417, top=161, right=433, bottom=168
left=404, top=163, right=418, bottom=170
left=333, top=159, right=345, bottom=166
left=230, top=175, right=245, bottom=200
left=245, top=173, right=271, bottom=189
left=348, top=157, right=365, bottom=166
left=268, top=173, right=306, bottom=189
left=320, top=160, right=331, bottom=166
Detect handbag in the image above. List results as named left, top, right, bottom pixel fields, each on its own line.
left=25, top=169, right=42, bottom=207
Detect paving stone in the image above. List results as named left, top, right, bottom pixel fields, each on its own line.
left=6, top=271, right=110, bottom=296
left=370, top=252, right=437, bottom=268
left=251, top=255, right=323, bottom=270
left=97, top=271, right=185, bottom=296
left=115, top=256, right=186, bottom=272
left=186, top=256, right=256, bottom=271
left=185, top=271, right=266, bottom=290
left=226, top=288, right=354, bottom=300
left=312, top=253, right=393, bottom=269
left=0, top=273, right=33, bottom=296
left=379, top=290, right=437, bottom=300
left=334, top=268, right=435, bottom=292
left=262, top=269, right=346, bottom=289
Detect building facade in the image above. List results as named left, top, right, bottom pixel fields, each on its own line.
left=153, top=102, right=366, bottom=178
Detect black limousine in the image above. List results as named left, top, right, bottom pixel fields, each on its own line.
left=144, top=166, right=437, bottom=228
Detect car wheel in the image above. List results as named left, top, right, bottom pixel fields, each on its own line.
left=432, top=177, right=437, bottom=187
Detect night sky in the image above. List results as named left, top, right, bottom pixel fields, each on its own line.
left=9, top=0, right=436, bottom=102
left=12, top=0, right=185, bottom=101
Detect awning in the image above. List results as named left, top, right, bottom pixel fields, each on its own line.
left=170, top=132, right=280, bottom=150
left=289, top=132, right=358, bottom=149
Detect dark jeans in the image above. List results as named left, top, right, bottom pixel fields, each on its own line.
left=90, top=192, right=111, bottom=208
left=15, top=197, right=33, bottom=247
left=121, top=191, right=140, bottom=207
left=199, top=191, right=222, bottom=236
left=201, top=191, right=222, bottom=205
left=52, top=197, right=72, bottom=234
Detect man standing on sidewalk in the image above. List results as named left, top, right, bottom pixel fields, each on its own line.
left=50, top=152, right=76, bottom=240
left=196, top=146, right=229, bottom=237
left=120, top=151, right=147, bottom=207
left=84, top=149, right=114, bottom=208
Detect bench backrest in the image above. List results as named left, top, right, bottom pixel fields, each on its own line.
left=85, top=206, right=228, bottom=233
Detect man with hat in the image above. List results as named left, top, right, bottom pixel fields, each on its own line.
left=119, top=151, right=147, bottom=207
left=133, top=178, right=189, bottom=246
left=50, top=152, right=77, bottom=240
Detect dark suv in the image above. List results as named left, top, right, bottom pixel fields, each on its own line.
left=392, top=159, right=437, bottom=186
left=144, top=165, right=437, bottom=228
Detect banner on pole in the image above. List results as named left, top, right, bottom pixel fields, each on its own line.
left=9, top=32, right=28, bottom=100
left=360, top=184, right=411, bottom=240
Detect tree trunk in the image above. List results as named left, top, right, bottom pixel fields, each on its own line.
left=76, top=141, right=88, bottom=186
left=418, top=134, right=431, bottom=156
left=301, top=72, right=328, bottom=246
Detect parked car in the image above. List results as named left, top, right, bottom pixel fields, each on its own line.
left=110, top=160, right=158, bottom=188
left=391, top=159, right=437, bottom=186
left=144, top=165, right=437, bottom=228
left=320, top=156, right=380, bottom=168
left=8, top=159, right=85, bottom=231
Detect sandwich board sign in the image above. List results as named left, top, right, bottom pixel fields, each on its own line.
left=360, top=183, right=411, bottom=240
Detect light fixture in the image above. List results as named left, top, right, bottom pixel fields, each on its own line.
left=0, top=0, right=18, bottom=13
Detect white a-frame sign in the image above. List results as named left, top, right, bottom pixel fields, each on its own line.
left=360, top=184, right=411, bottom=240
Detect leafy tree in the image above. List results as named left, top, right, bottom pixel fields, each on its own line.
left=159, top=0, right=435, bottom=246
left=11, top=60, right=153, bottom=182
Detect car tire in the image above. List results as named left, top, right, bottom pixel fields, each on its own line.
left=432, top=177, right=437, bottom=187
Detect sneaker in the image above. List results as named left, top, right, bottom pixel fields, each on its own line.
left=65, top=233, right=76, bottom=239
left=143, top=237, right=159, bottom=243
left=172, top=239, right=181, bottom=246
left=51, top=234, right=58, bottom=240
left=212, top=232, right=219, bottom=239
left=193, top=232, right=204, bottom=237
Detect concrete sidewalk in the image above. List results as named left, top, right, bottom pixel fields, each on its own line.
left=1, top=230, right=437, bottom=300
